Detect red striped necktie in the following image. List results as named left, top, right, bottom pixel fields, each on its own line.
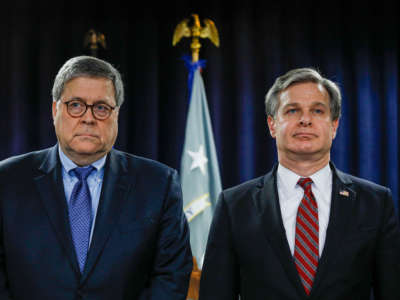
left=294, top=177, right=319, bottom=295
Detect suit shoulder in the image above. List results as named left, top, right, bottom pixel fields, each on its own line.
left=338, top=170, right=390, bottom=195
left=0, top=148, right=50, bottom=173
left=111, top=149, right=177, bottom=177
left=222, top=175, right=264, bottom=201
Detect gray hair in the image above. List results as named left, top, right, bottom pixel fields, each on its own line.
left=265, top=68, right=341, bottom=120
left=52, top=56, right=124, bottom=106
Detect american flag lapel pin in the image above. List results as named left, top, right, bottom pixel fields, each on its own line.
left=340, top=190, right=349, bottom=197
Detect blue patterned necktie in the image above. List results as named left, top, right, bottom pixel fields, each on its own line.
left=68, top=166, right=95, bottom=273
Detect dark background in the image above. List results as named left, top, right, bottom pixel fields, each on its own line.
left=1, top=0, right=399, bottom=215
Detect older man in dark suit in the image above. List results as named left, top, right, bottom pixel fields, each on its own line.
left=0, top=56, right=192, bottom=300
left=199, top=68, right=400, bottom=300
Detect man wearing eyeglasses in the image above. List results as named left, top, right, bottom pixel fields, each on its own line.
left=0, top=56, right=192, bottom=300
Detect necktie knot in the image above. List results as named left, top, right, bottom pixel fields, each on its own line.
left=71, top=166, right=95, bottom=181
left=297, top=177, right=313, bottom=192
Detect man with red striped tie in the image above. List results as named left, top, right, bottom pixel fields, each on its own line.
left=199, top=68, right=400, bottom=300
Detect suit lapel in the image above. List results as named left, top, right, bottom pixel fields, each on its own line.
left=310, top=163, right=356, bottom=298
left=81, top=149, right=135, bottom=282
left=252, top=166, right=306, bottom=297
left=34, top=145, right=81, bottom=275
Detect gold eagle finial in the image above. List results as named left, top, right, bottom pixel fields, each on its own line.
left=84, top=29, right=106, bottom=57
left=172, top=14, right=219, bottom=62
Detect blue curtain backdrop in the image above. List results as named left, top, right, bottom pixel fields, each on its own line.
left=0, top=0, right=399, bottom=216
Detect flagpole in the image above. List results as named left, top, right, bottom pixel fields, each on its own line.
left=173, top=14, right=221, bottom=300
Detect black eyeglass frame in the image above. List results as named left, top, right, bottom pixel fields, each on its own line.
left=62, top=99, right=117, bottom=120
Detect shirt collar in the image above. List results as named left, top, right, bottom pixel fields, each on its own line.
left=277, top=163, right=331, bottom=192
left=309, top=163, right=332, bottom=192
left=277, top=163, right=301, bottom=193
left=58, top=145, right=107, bottom=173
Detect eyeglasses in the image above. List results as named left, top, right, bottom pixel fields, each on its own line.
left=62, top=99, right=117, bottom=120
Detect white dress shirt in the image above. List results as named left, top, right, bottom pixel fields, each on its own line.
left=277, top=163, right=332, bottom=257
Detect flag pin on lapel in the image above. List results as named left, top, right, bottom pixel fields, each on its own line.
left=340, top=190, right=349, bottom=197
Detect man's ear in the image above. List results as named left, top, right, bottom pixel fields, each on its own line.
left=332, top=117, right=340, bottom=139
left=114, top=106, right=120, bottom=118
left=267, top=115, right=276, bottom=138
left=52, top=101, right=58, bottom=122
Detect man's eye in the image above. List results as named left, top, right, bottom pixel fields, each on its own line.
left=70, top=102, right=83, bottom=108
left=95, top=104, right=108, bottom=111
left=287, top=109, right=297, bottom=114
left=314, top=109, right=324, bottom=114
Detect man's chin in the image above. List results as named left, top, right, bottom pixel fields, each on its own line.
left=288, top=145, right=320, bottom=156
left=63, top=145, right=108, bottom=166
left=67, top=143, right=104, bottom=156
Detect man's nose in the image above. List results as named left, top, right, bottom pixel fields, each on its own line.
left=299, top=112, right=312, bottom=126
left=81, top=106, right=96, bottom=123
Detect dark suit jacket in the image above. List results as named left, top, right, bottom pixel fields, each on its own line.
left=0, top=145, right=192, bottom=300
left=199, top=163, right=400, bottom=300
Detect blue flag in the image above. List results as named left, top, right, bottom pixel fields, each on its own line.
left=180, top=62, right=222, bottom=269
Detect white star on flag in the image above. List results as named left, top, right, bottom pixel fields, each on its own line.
left=187, top=145, right=208, bottom=175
